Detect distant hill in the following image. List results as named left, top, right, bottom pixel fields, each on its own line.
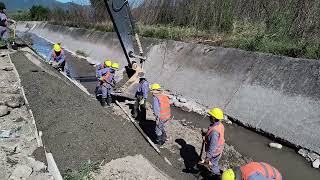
left=2, top=0, right=67, bottom=11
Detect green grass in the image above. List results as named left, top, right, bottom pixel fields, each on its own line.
left=64, top=160, right=99, bottom=180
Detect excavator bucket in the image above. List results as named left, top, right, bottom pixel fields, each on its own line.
left=104, top=0, right=146, bottom=99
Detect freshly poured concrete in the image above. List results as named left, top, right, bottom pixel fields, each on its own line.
left=17, top=22, right=320, bottom=154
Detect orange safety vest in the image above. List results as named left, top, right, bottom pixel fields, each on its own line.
left=53, top=49, right=64, bottom=59
left=155, top=94, right=171, bottom=121
left=240, top=162, right=282, bottom=180
left=205, top=122, right=225, bottom=156
left=101, top=71, right=111, bottom=83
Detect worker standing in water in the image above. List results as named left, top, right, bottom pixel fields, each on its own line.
left=132, top=73, right=149, bottom=121
left=48, top=43, right=69, bottom=76
left=222, top=162, right=282, bottom=180
left=0, top=2, right=16, bottom=49
left=199, top=108, right=225, bottom=177
left=150, top=83, right=171, bottom=146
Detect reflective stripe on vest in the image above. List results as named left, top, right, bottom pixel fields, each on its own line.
left=155, top=94, right=171, bottom=120
left=204, top=122, right=225, bottom=156
left=240, top=162, right=281, bottom=180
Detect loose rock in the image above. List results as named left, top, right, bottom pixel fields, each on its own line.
left=2, top=66, right=14, bottom=71
left=178, top=97, right=187, bottom=103
left=269, top=143, right=282, bottom=149
left=312, top=159, right=320, bottom=169
left=26, top=157, right=46, bottom=172
left=298, top=149, right=308, bottom=158
left=0, top=105, right=9, bottom=117
left=307, top=152, right=320, bottom=162
left=10, top=165, right=32, bottom=179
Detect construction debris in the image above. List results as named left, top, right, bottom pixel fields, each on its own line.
left=313, top=159, right=320, bottom=169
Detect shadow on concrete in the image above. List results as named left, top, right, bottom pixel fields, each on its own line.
left=175, top=138, right=219, bottom=180
left=138, top=119, right=157, bottom=143
left=72, top=75, right=97, bottom=83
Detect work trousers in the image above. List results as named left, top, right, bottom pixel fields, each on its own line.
left=155, top=119, right=168, bottom=144
left=210, top=153, right=222, bottom=175
left=0, top=26, right=9, bottom=45
left=133, top=95, right=146, bottom=121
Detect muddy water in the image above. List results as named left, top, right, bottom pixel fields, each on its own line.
left=24, top=33, right=320, bottom=180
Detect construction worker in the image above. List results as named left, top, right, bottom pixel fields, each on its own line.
left=110, top=62, right=120, bottom=74
left=96, top=59, right=112, bottom=77
left=48, top=43, right=69, bottom=75
left=150, top=83, right=171, bottom=145
left=96, top=62, right=117, bottom=107
left=0, top=2, right=16, bottom=49
left=222, top=162, right=282, bottom=180
left=95, top=60, right=112, bottom=98
left=132, top=73, right=149, bottom=120
left=199, top=108, right=225, bottom=177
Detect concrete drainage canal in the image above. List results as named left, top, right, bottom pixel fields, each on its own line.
left=17, top=32, right=320, bottom=179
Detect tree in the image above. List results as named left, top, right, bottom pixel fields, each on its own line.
left=29, top=5, right=50, bottom=21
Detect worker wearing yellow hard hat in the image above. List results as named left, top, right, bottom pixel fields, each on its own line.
left=199, top=107, right=225, bottom=177
left=150, top=83, right=171, bottom=146
left=48, top=43, right=69, bottom=75
left=111, top=63, right=120, bottom=70
left=222, top=162, right=282, bottom=180
left=95, top=59, right=115, bottom=107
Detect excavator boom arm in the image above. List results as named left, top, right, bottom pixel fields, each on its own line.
left=103, top=0, right=136, bottom=66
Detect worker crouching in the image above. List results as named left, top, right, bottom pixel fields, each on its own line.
left=222, top=162, right=282, bottom=180
left=150, top=83, right=171, bottom=146
left=96, top=62, right=119, bottom=107
left=199, top=108, right=225, bottom=177
left=48, top=43, right=69, bottom=75
left=133, top=73, right=149, bottom=120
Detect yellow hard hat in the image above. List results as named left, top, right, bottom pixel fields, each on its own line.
left=208, top=108, right=224, bottom=120
left=104, top=60, right=112, bottom=67
left=112, top=63, right=120, bottom=69
left=222, top=169, right=235, bottom=180
left=150, top=83, right=161, bottom=90
left=53, top=44, right=61, bottom=52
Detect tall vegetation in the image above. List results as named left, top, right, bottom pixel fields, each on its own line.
left=12, top=0, right=320, bottom=59
left=29, top=5, right=50, bottom=21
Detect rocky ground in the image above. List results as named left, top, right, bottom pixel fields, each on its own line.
left=0, top=50, right=52, bottom=179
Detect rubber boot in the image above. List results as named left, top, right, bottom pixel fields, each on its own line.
left=106, top=96, right=112, bottom=106
left=100, top=98, right=107, bottom=107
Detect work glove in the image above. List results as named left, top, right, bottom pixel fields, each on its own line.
left=139, top=98, right=145, bottom=105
